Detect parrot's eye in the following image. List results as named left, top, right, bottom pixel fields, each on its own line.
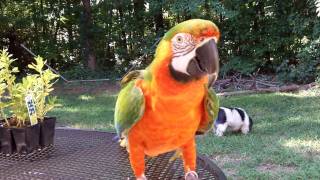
left=172, top=33, right=195, bottom=57
left=176, top=36, right=183, bottom=43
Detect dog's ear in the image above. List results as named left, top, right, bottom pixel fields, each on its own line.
left=249, top=117, right=253, bottom=131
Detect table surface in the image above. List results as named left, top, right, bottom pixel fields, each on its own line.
left=0, top=129, right=226, bottom=180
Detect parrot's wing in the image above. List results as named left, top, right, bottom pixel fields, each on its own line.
left=114, top=72, right=145, bottom=138
left=196, top=87, right=219, bottom=135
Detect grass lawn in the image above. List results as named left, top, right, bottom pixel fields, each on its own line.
left=49, top=84, right=320, bottom=179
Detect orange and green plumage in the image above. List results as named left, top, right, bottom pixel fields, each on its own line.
left=114, top=19, right=220, bottom=178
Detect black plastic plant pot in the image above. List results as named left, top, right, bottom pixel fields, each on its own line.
left=0, top=126, right=14, bottom=154
left=11, top=124, right=40, bottom=154
left=40, top=117, right=56, bottom=147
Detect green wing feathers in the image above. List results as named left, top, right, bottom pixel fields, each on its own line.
left=197, top=87, right=220, bottom=134
left=207, top=87, right=220, bottom=121
left=114, top=74, right=145, bottom=137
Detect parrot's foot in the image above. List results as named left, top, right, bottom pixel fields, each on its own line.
left=119, top=138, right=127, bottom=147
left=119, top=138, right=130, bottom=152
left=136, top=174, right=147, bottom=180
left=185, top=171, right=198, bottom=180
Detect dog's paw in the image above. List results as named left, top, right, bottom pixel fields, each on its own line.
left=215, top=130, right=224, bottom=137
left=241, top=127, right=250, bottom=134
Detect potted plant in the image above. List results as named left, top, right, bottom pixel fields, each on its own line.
left=28, top=56, right=59, bottom=147
left=0, top=49, right=59, bottom=154
left=10, top=75, right=41, bottom=154
left=0, top=49, right=17, bottom=154
left=0, top=82, right=14, bottom=154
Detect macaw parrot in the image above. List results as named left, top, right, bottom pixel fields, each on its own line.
left=114, top=19, right=220, bottom=180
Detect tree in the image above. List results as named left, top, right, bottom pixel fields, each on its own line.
left=81, top=0, right=97, bottom=71
left=0, top=0, right=318, bottom=83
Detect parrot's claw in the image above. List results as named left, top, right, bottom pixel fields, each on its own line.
left=185, top=171, right=198, bottom=180
left=136, top=174, right=147, bottom=180
left=119, top=138, right=130, bottom=153
left=119, top=138, right=127, bottom=148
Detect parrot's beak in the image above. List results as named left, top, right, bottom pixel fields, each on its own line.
left=186, top=38, right=219, bottom=78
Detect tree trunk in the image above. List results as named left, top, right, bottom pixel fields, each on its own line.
left=152, top=1, right=164, bottom=33
left=204, top=0, right=211, bottom=18
left=183, top=10, right=191, bottom=21
left=7, top=29, right=33, bottom=73
left=66, top=0, right=74, bottom=53
left=105, top=2, right=115, bottom=67
left=133, top=0, right=145, bottom=38
left=81, top=0, right=96, bottom=71
left=116, top=3, right=129, bottom=66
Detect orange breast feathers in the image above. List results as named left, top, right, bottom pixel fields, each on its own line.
left=129, top=58, right=208, bottom=156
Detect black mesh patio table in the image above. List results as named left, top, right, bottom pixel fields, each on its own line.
left=0, top=128, right=226, bottom=180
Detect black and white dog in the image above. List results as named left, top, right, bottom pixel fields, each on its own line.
left=214, top=107, right=253, bottom=136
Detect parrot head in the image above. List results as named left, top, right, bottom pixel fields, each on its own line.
left=153, top=19, right=220, bottom=83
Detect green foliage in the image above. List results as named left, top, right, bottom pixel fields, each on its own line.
left=0, top=49, right=18, bottom=126
left=220, top=56, right=258, bottom=76
left=277, top=35, right=320, bottom=83
left=62, top=64, right=117, bottom=80
left=0, top=49, right=59, bottom=127
left=28, top=56, right=60, bottom=121
left=0, top=49, right=19, bottom=96
left=0, top=49, right=29, bottom=126
left=10, top=75, right=37, bottom=126
left=1, top=0, right=320, bottom=83
left=0, top=82, right=9, bottom=123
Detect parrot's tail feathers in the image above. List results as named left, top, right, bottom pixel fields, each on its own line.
left=169, top=149, right=183, bottom=162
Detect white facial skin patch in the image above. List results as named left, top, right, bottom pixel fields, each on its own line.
left=170, top=33, right=196, bottom=75
left=171, top=49, right=195, bottom=75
